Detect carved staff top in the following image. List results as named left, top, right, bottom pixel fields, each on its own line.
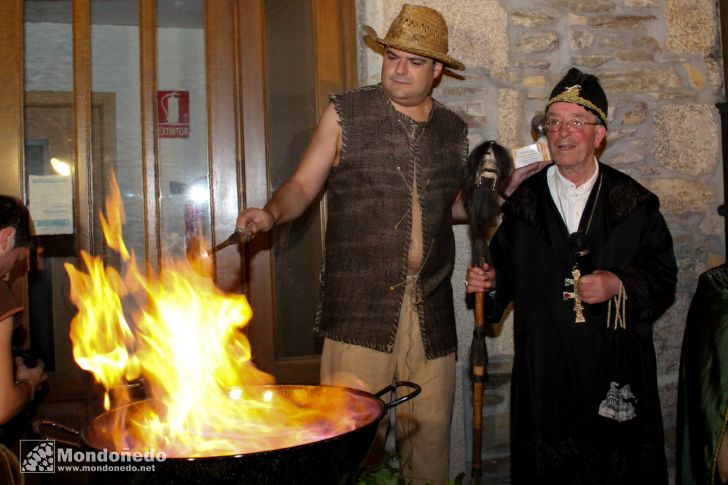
left=463, top=140, right=513, bottom=267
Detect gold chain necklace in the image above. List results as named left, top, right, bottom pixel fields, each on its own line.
left=582, top=174, right=602, bottom=234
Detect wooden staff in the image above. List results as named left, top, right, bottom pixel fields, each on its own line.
left=463, top=141, right=512, bottom=484
left=470, top=287, right=487, bottom=483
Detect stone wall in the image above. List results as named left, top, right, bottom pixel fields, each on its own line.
left=357, top=0, right=725, bottom=480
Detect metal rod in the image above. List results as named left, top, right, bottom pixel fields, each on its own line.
left=208, top=226, right=253, bottom=255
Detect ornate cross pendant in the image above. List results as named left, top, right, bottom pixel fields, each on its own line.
left=563, top=266, right=586, bottom=323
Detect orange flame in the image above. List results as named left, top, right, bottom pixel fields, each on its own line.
left=65, top=177, right=378, bottom=457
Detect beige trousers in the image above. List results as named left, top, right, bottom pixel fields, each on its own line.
left=320, top=276, right=456, bottom=485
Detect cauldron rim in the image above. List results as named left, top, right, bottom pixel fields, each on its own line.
left=34, top=382, right=420, bottom=484
left=80, top=384, right=387, bottom=461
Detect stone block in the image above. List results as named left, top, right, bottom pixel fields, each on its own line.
left=515, top=32, right=559, bottom=54
left=707, top=60, right=724, bottom=94
left=665, top=0, right=716, bottom=55
left=605, top=128, right=639, bottom=143
left=622, top=101, right=648, bottom=125
left=514, top=60, right=551, bottom=70
left=683, top=63, right=706, bottom=91
left=511, top=10, right=558, bottom=27
left=625, top=0, right=659, bottom=6
left=653, top=104, right=719, bottom=175
left=589, top=15, right=656, bottom=29
left=498, top=89, right=524, bottom=150
left=573, top=55, right=611, bottom=68
left=567, top=13, right=589, bottom=25
left=645, top=179, right=715, bottom=214
left=633, top=36, right=660, bottom=50
left=600, top=35, right=626, bottom=49
left=617, top=50, right=655, bottom=62
left=599, top=68, right=682, bottom=93
left=552, top=0, right=614, bottom=13
left=522, top=75, right=545, bottom=89
left=570, top=30, right=594, bottom=50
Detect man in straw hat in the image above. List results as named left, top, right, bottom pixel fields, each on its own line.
left=237, top=4, right=544, bottom=483
left=467, top=67, right=677, bottom=483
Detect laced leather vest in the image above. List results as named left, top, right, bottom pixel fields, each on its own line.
left=313, top=84, right=467, bottom=359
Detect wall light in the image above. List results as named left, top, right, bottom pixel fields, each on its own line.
left=188, top=184, right=209, bottom=204
left=50, top=157, right=72, bottom=176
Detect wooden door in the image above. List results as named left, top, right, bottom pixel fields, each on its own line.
left=0, top=0, right=357, bottom=431
left=245, top=0, right=358, bottom=383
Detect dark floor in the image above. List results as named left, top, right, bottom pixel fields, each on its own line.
left=479, top=454, right=511, bottom=484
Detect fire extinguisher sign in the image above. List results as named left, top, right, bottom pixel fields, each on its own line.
left=157, top=90, right=190, bottom=138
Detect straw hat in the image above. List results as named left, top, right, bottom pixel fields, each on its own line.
left=364, top=4, right=465, bottom=71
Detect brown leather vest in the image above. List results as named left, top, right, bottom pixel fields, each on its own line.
left=313, top=84, right=467, bottom=359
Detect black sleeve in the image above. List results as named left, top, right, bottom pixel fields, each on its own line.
left=486, top=212, right=516, bottom=324
left=610, top=200, right=677, bottom=336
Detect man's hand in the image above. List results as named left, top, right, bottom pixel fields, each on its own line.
left=577, top=270, right=622, bottom=304
left=14, top=356, right=47, bottom=398
left=466, top=263, right=496, bottom=294
left=235, top=208, right=276, bottom=235
left=501, top=160, right=551, bottom=201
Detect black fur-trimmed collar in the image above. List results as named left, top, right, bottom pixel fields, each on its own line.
left=505, top=162, right=657, bottom=232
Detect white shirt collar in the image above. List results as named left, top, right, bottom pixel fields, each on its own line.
left=547, top=158, right=600, bottom=233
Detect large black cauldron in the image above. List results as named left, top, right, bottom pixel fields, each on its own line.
left=35, top=382, right=419, bottom=484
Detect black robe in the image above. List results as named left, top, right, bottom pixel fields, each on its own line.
left=487, top=163, right=677, bottom=484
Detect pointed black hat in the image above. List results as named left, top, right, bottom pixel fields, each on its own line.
left=547, top=68, right=608, bottom=127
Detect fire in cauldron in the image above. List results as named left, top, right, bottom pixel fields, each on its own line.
left=48, top=177, right=419, bottom=484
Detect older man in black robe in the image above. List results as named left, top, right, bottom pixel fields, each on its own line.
left=467, top=68, right=677, bottom=484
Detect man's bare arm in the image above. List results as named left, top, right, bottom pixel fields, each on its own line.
left=451, top=191, right=468, bottom=223
left=236, top=103, right=341, bottom=233
left=0, top=317, right=46, bottom=424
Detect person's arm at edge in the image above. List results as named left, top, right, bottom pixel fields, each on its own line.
left=0, top=316, right=43, bottom=424
left=236, top=102, right=341, bottom=233
left=717, top=425, right=728, bottom=483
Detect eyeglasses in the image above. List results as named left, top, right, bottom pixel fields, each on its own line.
left=543, top=118, right=601, bottom=133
